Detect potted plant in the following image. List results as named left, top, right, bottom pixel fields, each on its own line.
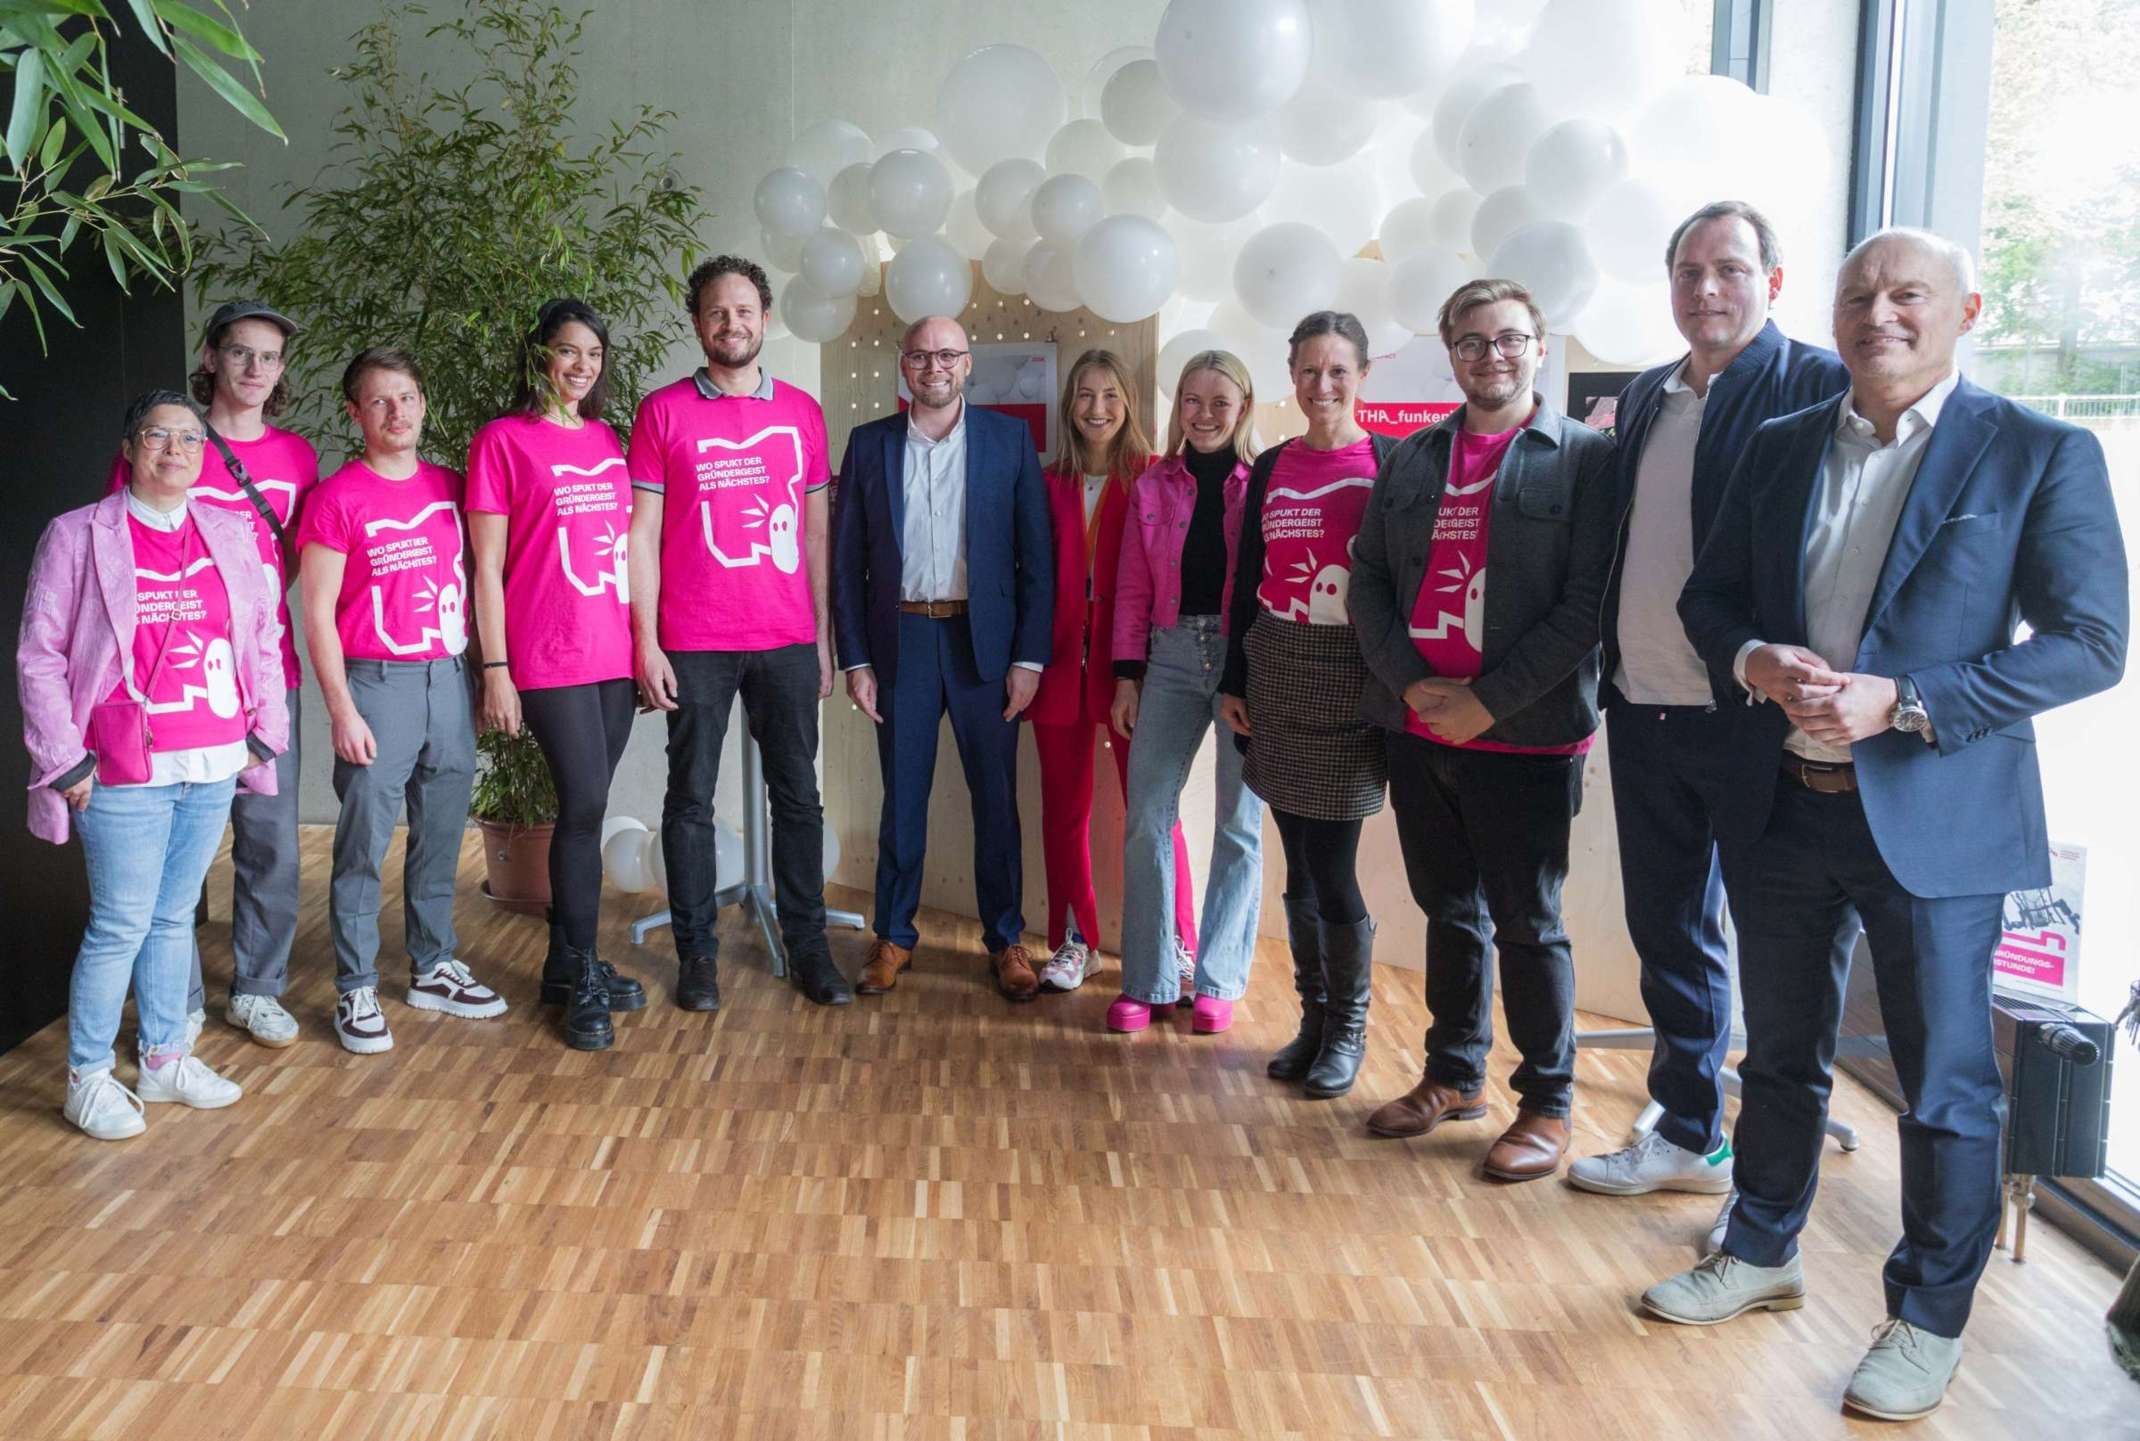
left=470, top=728, right=558, bottom=911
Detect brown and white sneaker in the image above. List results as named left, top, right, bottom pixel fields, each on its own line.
left=334, top=986, right=395, bottom=1055
left=406, top=959, right=508, bottom=1019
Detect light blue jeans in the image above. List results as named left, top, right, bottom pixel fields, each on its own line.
left=1121, top=616, right=1265, bottom=1004
left=69, top=775, right=237, bottom=1074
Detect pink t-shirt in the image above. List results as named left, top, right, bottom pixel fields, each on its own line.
left=464, top=414, right=633, bottom=689
left=1407, top=419, right=1588, bottom=756
left=112, top=515, right=247, bottom=754
left=106, top=427, right=319, bottom=690
left=626, top=374, right=830, bottom=653
left=1255, top=437, right=1378, bottom=623
left=298, top=459, right=468, bottom=663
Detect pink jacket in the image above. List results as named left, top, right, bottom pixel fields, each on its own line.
left=17, top=492, right=289, bottom=844
left=1110, top=453, right=1252, bottom=665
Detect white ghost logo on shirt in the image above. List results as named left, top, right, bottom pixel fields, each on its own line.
left=767, top=504, right=800, bottom=574
left=1306, top=563, right=1350, bottom=624
left=436, top=579, right=467, bottom=654
left=202, top=637, right=240, bottom=718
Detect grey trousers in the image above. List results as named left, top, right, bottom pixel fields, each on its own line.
left=188, top=686, right=303, bottom=1011
left=329, top=657, right=476, bottom=995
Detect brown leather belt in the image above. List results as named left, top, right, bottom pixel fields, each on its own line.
left=1781, top=756, right=1857, bottom=794
left=898, top=598, right=968, bottom=619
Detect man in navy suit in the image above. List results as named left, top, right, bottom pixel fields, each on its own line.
left=1642, top=229, right=2127, bottom=1422
left=831, top=314, right=1054, bottom=1001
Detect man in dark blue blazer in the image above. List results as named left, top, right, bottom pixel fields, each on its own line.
left=1645, top=229, right=2127, bottom=1422
left=831, top=315, right=1054, bottom=1001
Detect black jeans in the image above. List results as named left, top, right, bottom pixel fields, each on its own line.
left=520, top=679, right=636, bottom=951
left=1385, top=730, right=1584, bottom=1117
left=1271, top=809, right=1366, bottom=924
left=661, top=644, right=826, bottom=961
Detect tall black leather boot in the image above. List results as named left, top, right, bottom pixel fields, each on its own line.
left=561, top=945, right=615, bottom=1051
left=1266, top=892, right=1327, bottom=1080
left=1304, top=916, right=1374, bottom=1098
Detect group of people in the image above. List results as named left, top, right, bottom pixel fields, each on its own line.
left=17, top=199, right=2126, bottom=1422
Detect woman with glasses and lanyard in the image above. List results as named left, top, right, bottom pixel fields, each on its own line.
left=20, top=390, right=289, bottom=1140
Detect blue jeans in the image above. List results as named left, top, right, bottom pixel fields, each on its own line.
left=1121, top=617, right=1263, bottom=1004
left=70, top=775, right=238, bottom=1073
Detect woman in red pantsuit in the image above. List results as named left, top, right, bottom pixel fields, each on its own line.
left=1029, top=350, right=1198, bottom=992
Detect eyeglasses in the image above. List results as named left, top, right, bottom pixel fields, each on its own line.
left=1451, top=332, right=1536, bottom=363
left=136, top=427, right=207, bottom=452
left=218, top=343, right=284, bottom=372
left=900, top=348, right=969, bottom=371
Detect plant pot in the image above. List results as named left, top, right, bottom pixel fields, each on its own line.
left=478, top=819, right=553, bottom=913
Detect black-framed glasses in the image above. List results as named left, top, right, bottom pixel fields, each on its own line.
left=901, top=348, right=969, bottom=371
left=136, top=427, right=207, bottom=452
left=218, top=343, right=285, bottom=371
left=1451, top=332, right=1536, bottom=363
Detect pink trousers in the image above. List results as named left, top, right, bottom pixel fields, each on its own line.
left=1031, top=717, right=1199, bottom=956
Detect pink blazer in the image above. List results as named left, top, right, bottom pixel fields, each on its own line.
left=17, top=492, right=289, bottom=844
left=1109, top=453, right=1251, bottom=666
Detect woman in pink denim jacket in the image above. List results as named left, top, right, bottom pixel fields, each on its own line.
left=17, top=390, right=289, bottom=1141
left=1104, top=350, right=1266, bottom=1036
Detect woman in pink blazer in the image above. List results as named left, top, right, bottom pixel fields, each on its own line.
left=1028, top=350, right=1198, bottom=993
left=17, top=390, right=288, bottom=1142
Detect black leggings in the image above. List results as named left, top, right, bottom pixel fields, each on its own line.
left=1272, top=809, right=1367, bottom=925
left=520, top=678, right=636, bottom=949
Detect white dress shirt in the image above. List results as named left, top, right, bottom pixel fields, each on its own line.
left=1736, top=369, right=1961, bottom=762
left=901, top=399, right=968, bottom=603
left=1613, top=363, right=1716, bottom=706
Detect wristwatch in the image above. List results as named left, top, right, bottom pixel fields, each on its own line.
left=1890, top=675, right=1931, bottom=734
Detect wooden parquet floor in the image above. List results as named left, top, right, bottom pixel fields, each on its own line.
left=0, top=827, right=2126, bottom=1440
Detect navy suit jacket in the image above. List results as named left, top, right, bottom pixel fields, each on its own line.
left=830, top=403, right=1053, bottom=687
left=1679, top=378, right=2127, bottom=898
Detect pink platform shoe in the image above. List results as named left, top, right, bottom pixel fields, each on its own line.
left=1105, top=995, right=1174, bottom=1032
left=1191, top=995, right=1233, bottom=1034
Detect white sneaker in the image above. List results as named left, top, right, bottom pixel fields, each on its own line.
left=335, top=986, right=395, bottom=1054
left=1568, top=1130, right=1734, bottom=1196
left=185, top=1008, right=205, bottom=1049
left=1706, top=1187, right=1737, bottom=1256
left=226, top=993, right=300, bottom=1048
left=1641, top=1250, right=1806, bottom=1326
left=64, top=1068, right=146, bottom=1141
left=1175, top=943, right=1196, bottom=1001
left=136, top=1053, right=243, bottom=1109
left=1040, top=940, right=1093, bottom=992
left=406, top=959, right=508, bottom=1019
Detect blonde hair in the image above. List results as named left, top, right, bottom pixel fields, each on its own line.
left=1436, top=277, right=1547, bottom=348
left=1051, top=349, right=1153, bottom=480
left=1165, top=349, right=1259, bottom=467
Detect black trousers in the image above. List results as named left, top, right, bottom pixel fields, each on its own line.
left=1271, top=809, right=1366, bottom=924
left=1386, top=730, right=1584, bottom=1117
left=520, top=678, right=635, bottom=951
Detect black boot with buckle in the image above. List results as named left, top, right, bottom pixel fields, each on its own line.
left=561, top=945, right=615, bottom=1051
left=1267, top=892, right=1327, bottom=1081
left=539, top=906, right=646, bottom=1011
left=1304, top=916, right=1374, bottom=1099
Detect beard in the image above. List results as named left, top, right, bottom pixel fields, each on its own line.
left=708, top=331, right=763, bottom=370
left=1461, top=371, right=1529, bottom=410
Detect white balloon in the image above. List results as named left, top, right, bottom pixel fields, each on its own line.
left=1266, top=157, right=1382, bottom=257
left=780, top=276, right=858, bottom=343
left=1432, top=61, right=1522, bottom=170
left=1520, top=0, right=1690, bottom=120
left=645, top=828, right=668, bottom=897
left=869, top=148, right=953, bottom=239
left=875, top=126, right=944, bottom=162
left=1389, top=248, right=1474, bottom=335
left=1082, top=44, right=1151, bottom=118
left=1426, top=188, right=1482, bottom=255
left=1408, top=125, right=1462, bottom=199
left=1155, top=0, right=1313, bottom=123
left=1573, top=277, right=1684, bottom=366
left=1102, top=156, right=1169, bottom=219
left=1475, top=0, right=1551, bottom=55
left=754, top=167, right=826, bottom=239
left=975, top=157, right=1046, bottom=240
left=600, top=820, right=650, bottom=893
left=883, top=235, right=973, bottom=324
left=944, top=188, right=994, bottom=261
left=1158, top=326, right=1227, bottom=394
left=1588, top=175, right=1680, bottom=280
left=1207, top=299, right=1292, bottom=399
left=1525, top=117, right=1629, bottom=222
left=1278, top=71, right=1382, bottom=166
left=982, top=236, right=1028, bottom=294
left=712, top=826, right=743, bottom=891
left=826, top=162, right=876, bottom=236
left=1021, top=237, right=1082, bottom=312
left=1045, top=118, right=1125, bottom=180
left=1487, top=220, right=1599, bottom=328
left=1030, top=172, right=1104, bottom=245
left=801, top=227, right=865, bottom=298
left=788, top=120, right=871, bottom=184
left=821, top=823, right=842, bottom=880
left=937, top=43, right=1067, bottom=175
left=1334, top=255, right=1405, bottom=358
left=1471, top=185, right=1545, bottom=262
left=1075, top=215, right=1180, bottom=322
left=760, top=225, right=805, bottom=274
left=1457, top=82, right=1557, bottom=193
left=1166, top=213, right=1263, bottom=302
left=1630, top=75, right=1766, bottom=198
left=1378, top=196, right=1440, bottom=263
left=1310, top=0, right=1476, bottom=99
left=1234, top=221, right=1342, bottom=329
left=1100, top=57, right=1177, bottom=146
left=1154, top=113, right=1282, bottom=223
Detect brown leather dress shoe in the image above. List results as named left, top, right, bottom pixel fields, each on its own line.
left=990, top=943, right=1040, bottom=1002
left=1482, top=1109, right=1572, bottom=1181
left=1365, top=1076, right=1488, bottom=1138
left=856, top=938, right=912, bottom=995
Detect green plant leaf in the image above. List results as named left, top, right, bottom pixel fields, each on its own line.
left=172, top=34, right=282, bottom=140
left=156, top=1, right=261, bottom=62
left=5, top=45, right=43, bottom=169
left=37, top=110, right=65, bottom=170
left=120, top=0, right=169, bottom=55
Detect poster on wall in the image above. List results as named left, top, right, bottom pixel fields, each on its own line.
left=1353, top=333, right=1571, bottom=440
left=1567, top=370, right=1643, bottom=433
left=898, top=341, right=1057, bottom=455
left=1994, top=842, right=2086, bottom=1005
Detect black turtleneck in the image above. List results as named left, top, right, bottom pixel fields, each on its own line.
left=1180, top=443, right=1233, bottom=617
